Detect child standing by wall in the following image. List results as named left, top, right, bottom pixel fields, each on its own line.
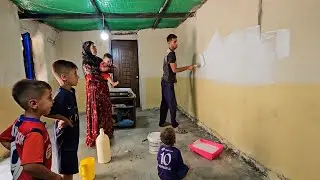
left=49, top=60, right=80, bottom=180
left=0, top=79, right=62, bottom=180
left=157, top=128, right=189, bottom=180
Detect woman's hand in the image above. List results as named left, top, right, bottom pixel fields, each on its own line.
left=45, top=115, right=73, bottom=128
left=58, top=117, right=73, bottom=128
left=58, top=120, right=67, bottom=129
left=112, top=81, right=119, bottom=87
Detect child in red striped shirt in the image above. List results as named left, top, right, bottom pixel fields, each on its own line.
left=0, top=79, right=62, bottom=180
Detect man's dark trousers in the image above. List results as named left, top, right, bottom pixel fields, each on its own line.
left=159, top=79, right=179, bottom=128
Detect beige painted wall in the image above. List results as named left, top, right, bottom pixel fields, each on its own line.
left=20, top=20, right=60, bottom=82
left=19, top=21, right=61, bottom=117
left=137, top=29, right=174, bottom=109
left=0, top=0, right=28, bottom=156
left=171, top=0, right=320, bottom=179
left=0, top=1, right=25, bottom=88
left=0, top=1, right=60, bottom=156
left=57, top=30, right=113, bottom=112
left=58, top=29, right=174, bottom=110
left=57, top=30, right=138, bottom=112
left=58, top=30, right=110, bottom=69
left=1, top=0, right=318, bottom=179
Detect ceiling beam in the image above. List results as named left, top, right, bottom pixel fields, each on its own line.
left=89, top=0, right=110, bottom=30
left=111, top=31, right=138, bottom=36
left=153, top=0, right=171, bottom=29
left=177, top=0, right=208, bottom=28
left=18, top=12, right=193, bottom=20
left=90, top=0, right=101, bottom=13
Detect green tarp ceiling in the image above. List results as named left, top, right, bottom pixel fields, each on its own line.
left=12, top=0, right=204, bottom=31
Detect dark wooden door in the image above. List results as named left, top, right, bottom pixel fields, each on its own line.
left=111, top=40, right=140, bottom=107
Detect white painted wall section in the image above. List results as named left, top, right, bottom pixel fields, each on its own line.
left=197, top=26, right=291, bottom=85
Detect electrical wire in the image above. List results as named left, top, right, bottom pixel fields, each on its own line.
left=102, top=14, right=105, bottom=29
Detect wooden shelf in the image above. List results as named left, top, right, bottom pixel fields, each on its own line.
left=110, top=88, right=137, bottom=128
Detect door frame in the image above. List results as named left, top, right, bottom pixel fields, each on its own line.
left=111, top=40, right=140, bottom=107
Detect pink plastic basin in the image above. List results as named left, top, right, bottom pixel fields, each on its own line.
left=189, top=139, right=224, bottom=160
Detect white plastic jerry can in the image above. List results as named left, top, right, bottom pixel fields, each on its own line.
left=96, top=128, right=111, bottom=164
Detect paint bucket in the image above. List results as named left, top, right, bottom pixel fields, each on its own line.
left=147, top=132, right=162, bottom=154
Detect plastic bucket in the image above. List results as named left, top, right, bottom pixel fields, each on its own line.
left=147, top=132, right=162, bottom=154
left=79, top=157, right=95, bottom=180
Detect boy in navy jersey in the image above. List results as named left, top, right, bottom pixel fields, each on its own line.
left=48, top=60, right=80, bottom=180
left=157, top=128, right=189, bottom=180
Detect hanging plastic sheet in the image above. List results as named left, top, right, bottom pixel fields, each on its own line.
left=21, top=32, right=35, bottom=79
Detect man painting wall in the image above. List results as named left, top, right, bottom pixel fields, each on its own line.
left=159, top=34, right=195, bottom=134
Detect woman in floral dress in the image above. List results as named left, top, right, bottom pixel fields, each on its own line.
left=82, top=41, right=113, bottom=147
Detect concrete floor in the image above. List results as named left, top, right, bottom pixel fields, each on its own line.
left=0, top=109, right=265, bottom=180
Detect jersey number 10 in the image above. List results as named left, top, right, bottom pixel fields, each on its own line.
left=160, top=152, right=172, bottom=166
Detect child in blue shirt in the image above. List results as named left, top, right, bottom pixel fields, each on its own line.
left=49, top=60, right=80, bottom=180
left=157, top=128, right=189, bottom=180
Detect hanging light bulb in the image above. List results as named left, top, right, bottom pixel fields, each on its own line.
left=100, top=30, right=109, bottom=40
left=100, top=14, right=109, bottom=41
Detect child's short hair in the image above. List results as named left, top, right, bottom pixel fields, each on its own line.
left=167, top=34, right=177, bottom=42
left=52, top=60, right=77, bottom=77
left=103, top=53, right=113, bottom=59
left=160, top=128, right=176, bottom=146
left=12, top=79, right=52, bottom=110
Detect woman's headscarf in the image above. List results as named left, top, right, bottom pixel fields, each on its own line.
left=82, top=41, right=102, bottom=67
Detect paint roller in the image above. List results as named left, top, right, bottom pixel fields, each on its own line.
left=194, top=64, right=201, bottom=68
left=192, top=53, right=206, bottom=68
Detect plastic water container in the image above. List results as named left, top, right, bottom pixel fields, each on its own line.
left=147, top=132, right=162, bottom=154
left=96, top=128, right=111, bottom=164
left=79, top=157, right=95, bottom=180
